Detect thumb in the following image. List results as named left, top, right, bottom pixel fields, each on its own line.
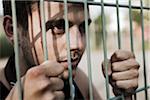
left=101, top=59, right=112, bottom=78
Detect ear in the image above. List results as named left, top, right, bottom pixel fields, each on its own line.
left=3, top=15, right=13, bottom=43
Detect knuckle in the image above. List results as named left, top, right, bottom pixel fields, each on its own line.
left=116, top=81, right=121, bottom=88
left=112, top=73, right=117, bottom=80
left=135, top=61, right=140, bottom=69
left=114, top=50, right=120, bottom=58
left=112, top=63, right=117, bottom=71
left=60, top=79, right=64, bottom=89
left=133, top=79, right=138, bottom=88
left=126, top=79, right=138, bottom=90
left=26, top=66, right=43, bottom=78
left=114, top=50, right=120, bottom=55
left=116, top=81, right=129, bottom=90
left=129, top=59, right=139, bottom=69
left=124, top=85, right=131, bottom=90
left=57, top=79, right=64, bottom=90
left=38, top=81, right=51, bottom=91
left=132, top=70, right=139, bottom=77
left=59, top=91, right=65, bottom=98
left=61, top=92, right=65, bottom=99
left=53, top=91, right=64, bottom=100
left=44, top=91, right=55, bottom=100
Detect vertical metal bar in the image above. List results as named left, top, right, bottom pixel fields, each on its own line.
left=129, top=1, right=136, bottom=100
left=101, top=0, right=110, bottom=99
left=140, top=0, right=148, bottom=100
left=116, top=0, right=121, bottom=49
left=129, top=0, right=134, bottom=52
left=40, top=0, right=48, bottom=61
left=116, top=1, right=125, bottom=100
left=64, top=0, right=74, bottom=99
left=11, top=0, right=22, bottom=100
left=84, top=0, right=93, bottom=100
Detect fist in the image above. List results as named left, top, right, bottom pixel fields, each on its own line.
left=6, top=61, right=65, bottom=100
left=24, top=61, right=65, bottom=100
left=102, top=50, right=140, bottom=97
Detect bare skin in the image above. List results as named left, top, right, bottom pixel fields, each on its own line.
left=3, top=1, right=139, bottom=100
left=102, top=50, right=139, bottom=99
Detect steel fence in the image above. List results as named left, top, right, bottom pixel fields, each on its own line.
left=10, top=0, right=150, bottom=100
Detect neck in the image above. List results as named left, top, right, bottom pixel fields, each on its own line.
left=5, top=54, right=28, bottom=86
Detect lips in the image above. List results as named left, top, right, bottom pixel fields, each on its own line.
left=58, top=51, right=81, bottom=69
left=58, top=57, right=79, bottom=70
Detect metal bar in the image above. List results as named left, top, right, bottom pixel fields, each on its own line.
left=84, top=0, right=93, bottom=100
left=101, top=0, right=110, bottom=99
left=128, top=1, right=137, bottom=99
left=11, top=0, right=22, bottom=100
left=116, top=0, right=121, bottom=49
left=109, top=95, right=122, bottom=100
left=64, top=0, right=74, bottom=99
left=116, top=1, right=124, bottom=99
left=110, top=86, right=150, bottom=100
left=40, top=0, right=48, bottom=61
left=135, top=86, right=150, bottom=93
left=51, top=0, right=150, bottom=10
left=140, top=0, right=149, bottom=100
left=129, top=0, right=134, bottom=52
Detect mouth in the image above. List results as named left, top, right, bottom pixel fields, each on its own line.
left=58, top=57, right=79, bottom=70
left=58, top=51, right=81, bottom=69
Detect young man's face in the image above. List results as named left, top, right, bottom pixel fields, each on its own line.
left=20, top=1, right=90, bottom=78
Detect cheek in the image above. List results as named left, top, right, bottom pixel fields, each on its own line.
left=47, top=33, right=67, bottom=61
left=81, top=35, right=86, bottom=50
left=46, top=31, right=66, bottom=61
left=33, top=36, right=44, bottom=64
left=46, top=30, right=57, bottom=61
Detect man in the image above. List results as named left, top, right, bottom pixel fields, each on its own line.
left=0, top=1, right=139, bottom=100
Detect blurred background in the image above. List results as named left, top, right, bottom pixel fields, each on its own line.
left=0, top=0, right=149, bottom=100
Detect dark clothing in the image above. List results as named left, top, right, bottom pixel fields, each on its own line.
left=63, top=79, right=84, bottom=100
left=0, top=82, right=9, bottom=100
left=0, top=55, right=84, bottom=100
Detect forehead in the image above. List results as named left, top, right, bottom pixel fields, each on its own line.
left=32, top=1, right=85, bottom=20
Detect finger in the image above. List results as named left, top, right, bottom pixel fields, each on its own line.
left=102, top=59, right=112, bottom=77
left=112, top=58, right=139, bottom=72
left=53, top=91, right=65, bottom=100
left=41, top=61, right=64, bottom=77
left=112, top=88, right=136, bottom=97
left=49, top=77, right=64, bottom=91
left=111, top=50, right=135, bottom=62
left=112, top=69, right=139, bottom=81
left=116, top=78, right=138, bottom=90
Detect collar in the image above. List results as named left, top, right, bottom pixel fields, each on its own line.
left=4, top=54, right=17, bottom=87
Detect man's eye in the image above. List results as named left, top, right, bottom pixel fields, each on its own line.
left=53, top=27, right=65, bottom=35
left=53, top=19, right=65, bottom=30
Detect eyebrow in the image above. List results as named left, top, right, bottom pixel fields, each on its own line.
left=45, top=18, right=92, bottom=31
left=31, top=18, right=92, bottom=46
left=79, top=18, right=92, bottom=26
left=46, top=20, right=54, bottom=31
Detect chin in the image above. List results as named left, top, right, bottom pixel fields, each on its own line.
left=62, top=69, right=77, bottom=80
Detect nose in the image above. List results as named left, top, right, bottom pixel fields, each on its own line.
left=68, top=25, right=84, bottom=50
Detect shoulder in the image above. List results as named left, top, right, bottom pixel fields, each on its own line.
left=74, top=68, right=103, bottom=100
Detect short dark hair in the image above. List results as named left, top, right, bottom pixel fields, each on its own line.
left=3, top=1, right=88, bottom=31
left=3, top=1, right=35, bottom=30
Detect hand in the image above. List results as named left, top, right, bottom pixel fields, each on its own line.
left=6, top=61, right=65, bottom=100
left=102, top=50, right=140, bottom=99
